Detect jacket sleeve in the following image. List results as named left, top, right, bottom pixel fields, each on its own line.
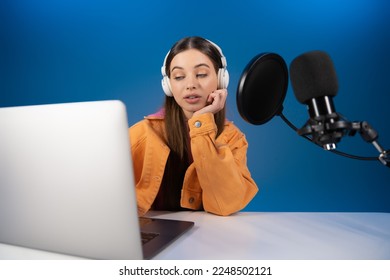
left=187, top=113, right=259, bottom=216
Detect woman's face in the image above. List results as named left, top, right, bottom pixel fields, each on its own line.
left=169, top=49, right=218, bottom=119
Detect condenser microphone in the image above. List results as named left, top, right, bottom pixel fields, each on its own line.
left=289, top=50, right=351, bottom=150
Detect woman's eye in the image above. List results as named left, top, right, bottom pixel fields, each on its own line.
left=173, top=76, right=184, bottom=81
left=196, top=73, right=207, bottom=78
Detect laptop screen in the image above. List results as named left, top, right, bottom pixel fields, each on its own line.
left=0, top=100, right=143, bottom=259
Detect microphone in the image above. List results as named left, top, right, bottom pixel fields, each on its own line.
left=289, top=51, right=351, bottom=150
left=289, top=50, right=389, bottom=167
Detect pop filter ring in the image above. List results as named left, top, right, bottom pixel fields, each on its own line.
left=236, top=52, right=288, bottom=125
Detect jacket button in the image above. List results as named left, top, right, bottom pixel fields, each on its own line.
left=188, top=197, right=195, bottom=204
left=194, top=121, right=202, bottom=128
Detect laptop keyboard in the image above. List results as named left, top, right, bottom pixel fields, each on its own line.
left=141, top=231, right=159, bottom=245
left=139, top=217, right=159, bottom=245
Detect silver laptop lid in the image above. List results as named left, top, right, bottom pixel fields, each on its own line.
left=0, top=100, right=143, bottom=259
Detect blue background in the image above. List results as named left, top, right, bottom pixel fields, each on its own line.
left=1, top=0, right=389, bottom=212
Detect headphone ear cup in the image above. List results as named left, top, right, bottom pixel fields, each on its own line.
left=161, top=76, right=173, bottom=96
left=218, top=68, right=230, bottom=89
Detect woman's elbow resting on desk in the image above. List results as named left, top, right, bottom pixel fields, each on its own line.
left=202, top=189, right=259, bottom=216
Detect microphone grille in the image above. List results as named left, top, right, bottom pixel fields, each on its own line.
left=289, top=51, right=338, bottom=104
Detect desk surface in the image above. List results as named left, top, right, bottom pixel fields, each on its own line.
left=1, top=211, right=389, bottom=260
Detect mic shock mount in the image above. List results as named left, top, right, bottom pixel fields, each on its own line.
left=297, top=112, right=350, bottom=150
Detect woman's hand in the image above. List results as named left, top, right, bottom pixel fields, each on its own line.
left=193, top=89, right=228, bottom=117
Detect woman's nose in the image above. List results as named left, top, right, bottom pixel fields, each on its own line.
left=186, top=75, right=197, bottom=90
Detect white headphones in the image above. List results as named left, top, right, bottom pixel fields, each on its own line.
left=161, top=39, right=229, bottom=97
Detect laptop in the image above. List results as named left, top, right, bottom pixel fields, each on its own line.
left=0, top=100, right=194, bottom=260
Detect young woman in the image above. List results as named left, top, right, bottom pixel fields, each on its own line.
left=129, top=36, right=258, bottom=216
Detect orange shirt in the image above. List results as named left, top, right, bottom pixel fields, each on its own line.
left=129, top=112, right=258, bottom=216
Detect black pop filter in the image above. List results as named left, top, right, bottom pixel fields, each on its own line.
left=237, top=53, right=288, bottom=125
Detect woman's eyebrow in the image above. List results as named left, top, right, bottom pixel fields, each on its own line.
left=194, top=63, right=210, bottom=69
left=171, top=63, right=211, bottom=73
left=171, top=66, right=184, bottom=72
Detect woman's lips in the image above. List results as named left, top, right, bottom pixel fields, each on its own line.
left=184, top=94, right=201, bottom=104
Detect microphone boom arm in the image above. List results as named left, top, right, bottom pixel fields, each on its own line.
left=350, top=121, right=390, bottom=167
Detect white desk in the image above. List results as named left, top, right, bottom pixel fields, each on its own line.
left=1, top=212, right=389, bottom=260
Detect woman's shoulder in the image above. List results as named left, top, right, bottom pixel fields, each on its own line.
left=130, top=119, right=163, bottom=134
left=129, top=118, right=148, bottom=134
left=221, top=119, right=247, bottom=143
left=129, top=110, right=165, bottom=143
left=130, top=109, right=164, bottom=129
